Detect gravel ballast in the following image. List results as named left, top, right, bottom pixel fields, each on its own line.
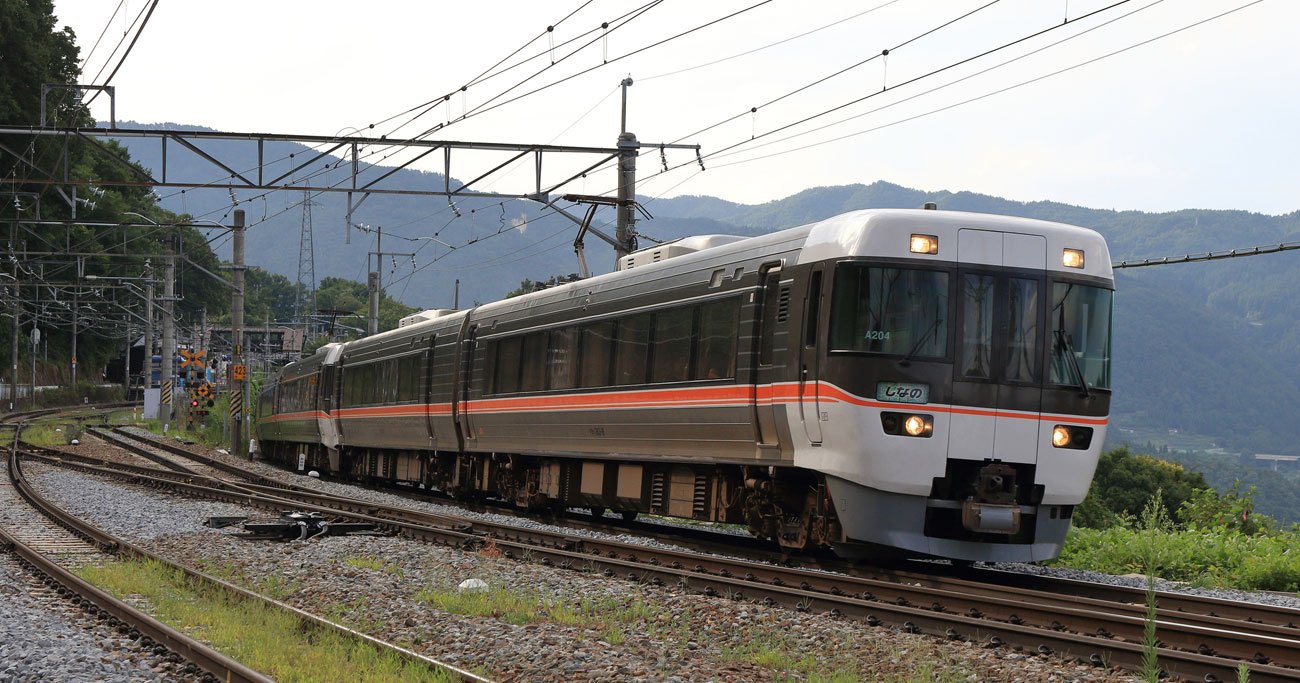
left=24, top=453, right=1140, bottom=682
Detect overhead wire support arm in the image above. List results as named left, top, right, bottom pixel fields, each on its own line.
left=560, top=193, right=652, bottom=279
left=0, top=125, right=622, bottom=200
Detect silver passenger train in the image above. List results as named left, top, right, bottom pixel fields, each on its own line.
left=256, top=207, right=1114, bottom=562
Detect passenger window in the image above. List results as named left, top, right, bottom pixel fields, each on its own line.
left=651, top=307, right=695, bottom=383
left=614, top=314, right=651, bottom=385
left=1005, top=278, right=1040, bottom=383
left=960, top=274, right=995, bottom=379
left=548, top=327, right=578, bottom=390
left=494, top=337, right=522, bottom=393
left=696, top=299, right=738, bottom=380
left=804, top=271, right=823, bottom=348
left=519, top=332, right=548, bottom=392
left=579, top=322, right=615, bottom=387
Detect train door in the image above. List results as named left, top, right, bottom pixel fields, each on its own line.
left=950, top=229, right=1045, bottom=464
left=797, top=267, right=823, bottom=444
left=752, top=263, right=783, bottom=447
left=454, top=320, right=477, bottom=451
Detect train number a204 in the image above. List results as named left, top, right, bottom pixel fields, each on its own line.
left=876, top=382, right=929, bottom=404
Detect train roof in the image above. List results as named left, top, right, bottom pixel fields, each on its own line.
left=314, top=208, right=1112, bottom=363
left=472, top=208, right=1112, bottom=318
left=797, top=209, right=1113, bottom=280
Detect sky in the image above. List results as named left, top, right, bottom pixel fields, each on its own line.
left=49, top=0, right=1300, bottom=216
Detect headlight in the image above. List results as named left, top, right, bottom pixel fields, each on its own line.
left=1051, top=424, right=1094, bottom=450
left=882, top=412, right=932, bottom=438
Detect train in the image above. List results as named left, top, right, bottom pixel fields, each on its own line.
left=256, top=207, right=1114, bottom=563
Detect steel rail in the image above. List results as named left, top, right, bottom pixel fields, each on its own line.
left=103, top=427, right=1300, bottom=637
left=4, top=429, right=272, bottom=683
left=13, top=447, right=491, bottom=682
left=34, top=438, right=1300, bottom=682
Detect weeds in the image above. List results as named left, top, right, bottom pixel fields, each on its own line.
left=78, top=558, right=453, bottom=682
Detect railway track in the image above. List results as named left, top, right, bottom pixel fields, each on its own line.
left=53, top=425, right=1300, bottom=682
left=5, top=409, right=489, bottom=683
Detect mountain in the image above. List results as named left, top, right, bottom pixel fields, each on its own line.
left=110, top=124, right=1300, bottom=454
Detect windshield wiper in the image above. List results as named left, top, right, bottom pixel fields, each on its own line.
left=899, top=319, right=942, bottom=367
left=1054, top=329, right=1092, bottom=399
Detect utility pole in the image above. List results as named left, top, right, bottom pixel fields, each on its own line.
left=616, top=77, right=637, bottom=262
left=161, top=232, right=176, bottom=432
left=364, top=224, right=413, bottom=336
left=70, top=286, right=77, bottom=386
left=9, top=224, right=18, bottom=411
left=231, top=209, right=247, bottom=459
left=143, top=262, right=153, bottom=389
left=366, top=271, right=380, bottom=336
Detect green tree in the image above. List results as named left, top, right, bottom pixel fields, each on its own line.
left=0, top=4, right=227, bottom=384
left=240, top=267, right=297, bottom=325
left=1073, top=447, right=1210, bottom=528
left=316, top=277, right=415, bottom=336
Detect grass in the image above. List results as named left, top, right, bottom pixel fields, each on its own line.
left=345, top=554, right=405, bottom=578
left=1055, top=524, right=1300, bottom=592
left=20, top=422, right=74, bottom=446
left=78, top=557, right=456, bottom=683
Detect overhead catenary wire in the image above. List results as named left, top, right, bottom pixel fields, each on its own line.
left=706, top=0, right=1168, bottom=165
left=86, top=0, right=161, bottom=105
left=1113, top=241, right=1300, bottom=269
left=704, top=0, right=1261, bottom=170
left=424, top=0, right=778, bottom=135
left=77, top=0, right=128, bottom=76
left=641, top=0, right=906, bottom=82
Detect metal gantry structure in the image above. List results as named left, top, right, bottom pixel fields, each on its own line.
left=0, top=77, right=704, bottom=458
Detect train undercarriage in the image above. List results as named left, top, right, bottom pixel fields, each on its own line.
left=260, top=440, right=845, bottom=551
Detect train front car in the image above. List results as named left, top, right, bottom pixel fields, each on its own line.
left=802, top=209, right=1113, bottom=562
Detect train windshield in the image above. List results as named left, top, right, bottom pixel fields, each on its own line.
left=829, top=264, right=949, bottom=357
left=1050, top=282, right=1113, bottom=390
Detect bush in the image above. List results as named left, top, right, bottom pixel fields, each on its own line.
left=1056, top=524, right=1300, bottom=591
left=34, top=383, right=125, bottom=408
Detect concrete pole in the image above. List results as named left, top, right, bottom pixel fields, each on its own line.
left=161, top=233, right=176, bottom=432
left=231, top=210, right=247, bottom=458
left=144, top=267, right=154, bottom=388
left=367, top=271, right=380, bottom=336
left=616, top=77, right=637, bottom=263
left=615, top=131, right=637, bottom=262
left=71, top=289, right=77, bottom=386
left=122, top=311, right=131, bottom=397
left=9, top=224, right=17, bottom=411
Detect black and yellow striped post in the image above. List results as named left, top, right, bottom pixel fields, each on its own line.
left=161, top=380, right=173, bottom=419
left=230, top=385, right=243, bottom=423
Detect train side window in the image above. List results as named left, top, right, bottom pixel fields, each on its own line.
left=395, top=355, right=418, bottom=403
left=364, top=363, right=378, bottom=404
left=519, top=332, right=548, bottom=392
left=579, top=321, right=615, bottom=388
left=697, top=298, right=739, bottom=380
left=548, top=327, right=579, bottom=390
left=804, top=270, right=823, bottom=348
left=1005, top=278, right=1040, bottom=383
left=494, top=336, right=522, bottom=394
left=959, top=273, right=995, bottom=379
left=651, top=307, right=696, bottom=383
left=614, top=313, right=651, bottom=385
